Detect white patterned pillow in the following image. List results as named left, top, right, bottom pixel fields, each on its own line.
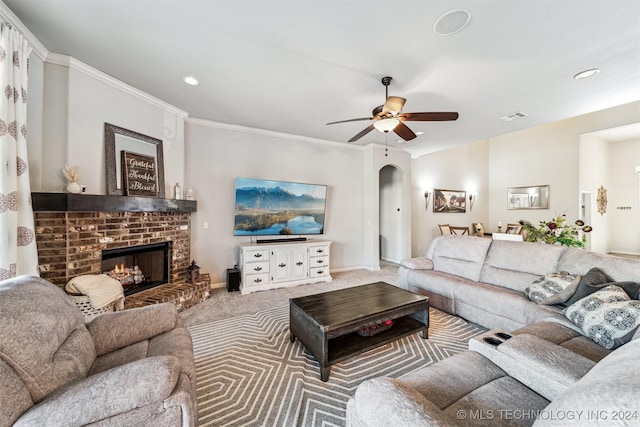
left=563, top=285, right=640, bottom=349
left=525, top=272, right=581, bottom=305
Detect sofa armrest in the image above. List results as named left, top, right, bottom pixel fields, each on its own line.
left=351, top=377, right=456, bottom=427
left=14, top=355, right=181, bottom=427
left=400, top=257, right=434, bottom=270
left=88, top=303, right=178, bottom=356
left=470, top=333, right=595, bottom=400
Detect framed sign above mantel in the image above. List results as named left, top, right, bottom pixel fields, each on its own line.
left=121, top=150, right=158, bottom=197
left=105, top=123, right=165, bottom=198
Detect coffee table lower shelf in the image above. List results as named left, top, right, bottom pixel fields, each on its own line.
left=328, top=316, right=426, bottom=363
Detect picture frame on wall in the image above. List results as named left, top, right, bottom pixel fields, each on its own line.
left=433, top=189, right=466, bottom=213
left=507, top=185, right=549, bottom=210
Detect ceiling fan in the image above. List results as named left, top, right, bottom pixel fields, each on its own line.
left=327, top=76, right=459, bottom=142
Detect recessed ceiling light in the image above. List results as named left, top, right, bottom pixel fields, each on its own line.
left=573, top=68, right=600, bottom=80
left=183, top=76, right=200, bottom=86
left=433, top=9, right=471, bottom=36
left=415, top=131, right=424, bottom=135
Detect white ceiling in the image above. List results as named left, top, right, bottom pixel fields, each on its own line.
left=5, top=0, right=640, bottom=156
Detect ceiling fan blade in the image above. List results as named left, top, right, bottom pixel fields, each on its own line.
left=401, top=112, right=459, bottom=121
left=348, top=124, right=375, bottom=142
left=393, top=121, right=417, bottom=141
left=326, top=117, right=373, bottom=125
left=382, top=96, right=406, bottom=115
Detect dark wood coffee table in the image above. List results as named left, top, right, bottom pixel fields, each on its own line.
left=289, top=282, right=429, bottom=381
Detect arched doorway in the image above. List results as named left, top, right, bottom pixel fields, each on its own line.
left=379, top=165, right=403, bottom=263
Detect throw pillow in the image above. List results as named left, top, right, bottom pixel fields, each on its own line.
left=525, top=272, right=581, bottom=305
left=561, top=267, right=612, bottom=307
left=563, top=285, right=640, bottom=349
left=562, top=267, right=640, bottom=307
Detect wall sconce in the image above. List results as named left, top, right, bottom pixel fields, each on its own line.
left=468, top=193, right=477, bottom=211
left=424, top=190, right=432, bottom=210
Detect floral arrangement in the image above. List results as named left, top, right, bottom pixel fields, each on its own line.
left=519, top=214, right=592, bottom=248
left=62, top=165, right=80, bottom=183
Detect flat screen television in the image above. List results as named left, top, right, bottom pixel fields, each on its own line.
left=234, top=178, right=327, bottom=236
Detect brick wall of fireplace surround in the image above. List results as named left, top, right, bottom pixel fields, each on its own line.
left=34, top=210, right=210, bottom=310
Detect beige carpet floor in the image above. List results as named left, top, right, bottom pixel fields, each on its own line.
left=180, top=266, right=487, bottom=426
left=180, top=265, right=400, bottom=327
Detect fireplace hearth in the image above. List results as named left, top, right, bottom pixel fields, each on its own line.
left=32, top=193, right=210, bottom=311
left=102, top=242, right=169, bottom=296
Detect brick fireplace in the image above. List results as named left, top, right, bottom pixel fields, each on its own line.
left=32, top=193, right=210, bottom=311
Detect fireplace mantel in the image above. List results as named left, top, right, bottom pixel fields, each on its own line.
left=32, top=192, right=196, bottom=213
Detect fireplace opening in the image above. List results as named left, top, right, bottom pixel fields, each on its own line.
left=102, top=242, right=169, bottom=296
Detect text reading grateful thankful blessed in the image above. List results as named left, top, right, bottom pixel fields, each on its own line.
left=122, top=151, right=158, bottom=197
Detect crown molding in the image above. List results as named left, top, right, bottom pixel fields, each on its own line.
left=185, top=117, right=366, bottom=151
left=0, top=2, right=48, bottom=60
left=46, top=53, right=188, bottom=119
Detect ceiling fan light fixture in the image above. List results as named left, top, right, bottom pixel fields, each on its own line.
left=374, top=118, right=400, bottom=133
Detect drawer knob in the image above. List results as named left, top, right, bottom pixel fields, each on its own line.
left=316, top=249, right=324, bottom=253
left=317, top=270, right=323, bottom=274
left=317, top=259, right=323, bottom=264
left=254, top=266, right=262, bottom=271
left=254, top=253, right=263, bottom=258
left=254, top=278, right=262, bottom=283
left=279, top=263, right=286, bottom=268
left=296, top=261, right=303, bottom=266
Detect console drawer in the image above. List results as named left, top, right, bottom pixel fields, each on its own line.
left=246, top=261, right=269, bottom=274
left=245, top=249, right=270, bottom=261
left=310, top=266, right=329, bottom=278
left=310, top=255, right=328, bottom=267
left=244, top=272, right=270, bottom=287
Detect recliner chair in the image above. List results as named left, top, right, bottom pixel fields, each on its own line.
left=0, top=275, right=198, bottom=426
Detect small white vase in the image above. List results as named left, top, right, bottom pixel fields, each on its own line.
left=67, top=182, right=82, bottom=194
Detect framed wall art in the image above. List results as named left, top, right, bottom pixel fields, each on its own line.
left=507, top=185, right=549, bottom=210
left=433, top=189, right=466, bottom=213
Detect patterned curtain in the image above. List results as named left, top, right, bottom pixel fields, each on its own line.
left=0, top=22, right=37, bottom=280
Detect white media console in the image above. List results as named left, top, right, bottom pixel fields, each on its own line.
left=238, top=239, right=332, bottom=294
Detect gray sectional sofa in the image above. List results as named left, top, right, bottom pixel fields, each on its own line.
left=0, top=275, right=198, bottom=426
left=398, top=235, right=640, bottom=331
left=347, top=236, right=640, bottom=426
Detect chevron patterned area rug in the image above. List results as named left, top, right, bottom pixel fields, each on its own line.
left=189, top=303, right=485, bottom=427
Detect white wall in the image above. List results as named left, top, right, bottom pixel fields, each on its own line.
left=363, top=145, right=413, bottom=269
left=30, top=57, right=186, bottom=195
left=379, top=165, right=403, bottom=263
left=579, top=133, right=609, bottom=252
left=411, top=139, right=490, bottom=256
left=185, top=121, right=370, bottom=283
left=488, top=102, right=640, bottom=231
left=608, top=138, right=640, bottom=254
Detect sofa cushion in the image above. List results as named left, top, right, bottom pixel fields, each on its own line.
left=431, top=235, right=492, bottom=282
left=400, top=350, right=549, bottom=413
left=564, top=285, right=640, bottom=349
left=400, top=257, right=434, bottom=270
left=451, top=279, right=566, bottom=330
left=557, top=247, right=640, bottom=283
left=0, top=276, right=96, bottom=403
left=512, top=322, right=610, bottom=362
left=479, top=241, right=565, bottom=292
left=525, top=272, right=581, bottom=305
left=534, top=338, right=640, bottom=426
